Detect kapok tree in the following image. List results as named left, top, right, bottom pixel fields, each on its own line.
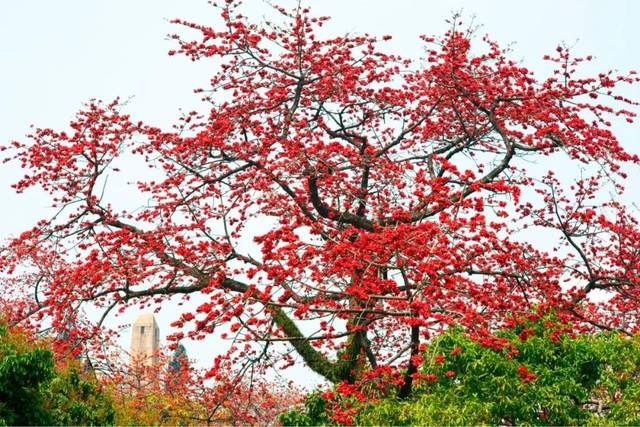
left=1, top=1, right=639, bottom=399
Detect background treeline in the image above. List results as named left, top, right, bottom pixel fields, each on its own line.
left=3, top=315, right=640, bottom=426
left=0, top=320, right=301, bottom=426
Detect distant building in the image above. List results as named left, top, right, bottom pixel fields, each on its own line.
left=165, top=342, right=189, bottom=391
left=130, top=313, right=160, bottom=366
left=168, top=342, right=188, bottom=373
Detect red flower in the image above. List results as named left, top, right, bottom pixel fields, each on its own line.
left=518, top=365, right=537, bottom=383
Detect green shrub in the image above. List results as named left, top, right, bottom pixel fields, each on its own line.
left=0, top=324, right=115, bottom=426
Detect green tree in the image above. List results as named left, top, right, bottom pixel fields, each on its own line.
left=0, top=324, right=114, bottom=426
left=283, top=317, right=640, bottom=426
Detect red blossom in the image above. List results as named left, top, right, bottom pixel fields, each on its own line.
left=518, top=365, right=537, bottom=383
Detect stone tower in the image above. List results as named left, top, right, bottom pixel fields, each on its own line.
left=130, top=313, right=160, bottom=366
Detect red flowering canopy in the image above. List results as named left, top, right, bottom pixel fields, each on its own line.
left=1, top=1, right=639, bottom=397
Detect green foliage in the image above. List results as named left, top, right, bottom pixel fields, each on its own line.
left=279, top=391, right=332, bottom=426
left=0, top=324, right=115, bottom=426
left=45, top=368, right=115, bottom=425
left=289, top=318, right=640, bottom=426
left=0, top=324, right=55, bottom=426
left=358, top=320, right=640, bottom=426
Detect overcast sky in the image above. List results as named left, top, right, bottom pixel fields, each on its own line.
left=1, top=0, right=639, bottom=385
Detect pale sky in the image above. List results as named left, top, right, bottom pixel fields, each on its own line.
left=1, top=0, right=639, bottom=386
